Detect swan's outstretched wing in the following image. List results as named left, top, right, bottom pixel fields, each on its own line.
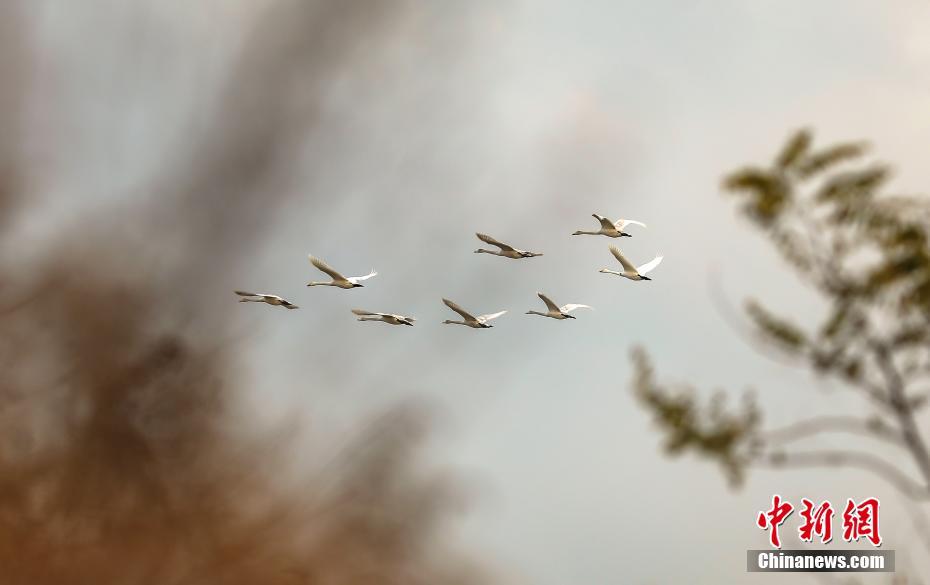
left=608, top=246, right=637, bottom=272
left=348, top=269, right=378, bottom=283
left=352, top=309, right=385, bottom=317
left=560, top=304, right=592, bottom=313
left=592, top=214, right=615, bottom=230
left=615, top=218, right=646, bottom=230
left=442, top=298, right=477, bottom=321
left=537, top=292, right=560, bottom=313
left=637, top=255, right=664, bottom=275
left=309, top=255, right=347, bottom=281
left=477, top=310, right=507, bottom=323
left=476, top=232, right=515, bottom=252
left=237, top=290, right=279, bottom=300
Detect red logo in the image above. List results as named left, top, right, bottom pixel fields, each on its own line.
left=756, top=496, right=881, bottom=548
left=756, top=495, right=794, bottom=549
left=842, top=498, right=881, bottom=546
left=798, top=499, right=834, bottom=544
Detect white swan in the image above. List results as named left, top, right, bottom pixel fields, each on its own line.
left=599, top=246, right=663, bottom=281
left=307, top=254, right=377, bottom=289
left=351, top=309, right=415, bottom=326
left=474, top=233, right=542, bottom=259
left=235, top=290, right=299, bottom=309
left=572, top=214, right=646, bottom=238
left=525, top=292, right=592, bottom=320
left=441, top=298, right=506, bottom=328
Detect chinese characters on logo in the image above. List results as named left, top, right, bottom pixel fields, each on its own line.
left=756, top=496, right=881, bottom=548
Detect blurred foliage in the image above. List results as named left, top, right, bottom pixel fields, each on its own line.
left=632, top=129, right=930, bottom=491
left=630, top=348, right=761, bottom=486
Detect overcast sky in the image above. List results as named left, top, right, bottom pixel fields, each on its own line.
left=18, top=1, right=930, bottom=582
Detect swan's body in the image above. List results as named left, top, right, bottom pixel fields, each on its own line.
left=525, top=292, right=592, bottom=320
left=441, top=298, right=506, bottom=328
left=352, top=309, right=415, bottom=326
left=235, top=290, right=299, bottom=309
left=307, top=255, right=377, bottom=289
left=599, top=246, right=663, bottom=281
left=473, top=233, right=542, bottom=259
left=572, top=214, right=646, bottom=238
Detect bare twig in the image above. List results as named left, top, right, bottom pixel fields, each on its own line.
left=756, top=449, right=930, bottom=501
left=872, top=341, right=930, bottom=489
left=763, top=415, right=905, bottom=448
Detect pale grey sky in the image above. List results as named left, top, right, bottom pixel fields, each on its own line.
left=18, top=1, right=930, bottom=582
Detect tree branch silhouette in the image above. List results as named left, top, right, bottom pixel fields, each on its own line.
left=757, top=449, right=930, bottom=501
left=632, top=130, right=930, bottom=565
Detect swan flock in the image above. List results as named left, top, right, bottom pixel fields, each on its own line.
left=237, top=212, right=662, bottom=328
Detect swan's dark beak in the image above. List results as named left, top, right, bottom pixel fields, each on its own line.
left=566, top=314, right=576, bottom=319
left=640, top=276, right=652, bottom=281
left=404, top=321, right=414, bottom=326
left=353, top=283, right=364, bottom=288
left=621, top=233, right=632, bottom=237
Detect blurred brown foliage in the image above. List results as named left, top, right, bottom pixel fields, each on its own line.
left=0, top=2, right=487, bottom=583
left=632, top=129, right=930, bottom=500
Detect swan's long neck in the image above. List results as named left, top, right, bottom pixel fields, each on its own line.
left=572, top=230, right=599, bottom=236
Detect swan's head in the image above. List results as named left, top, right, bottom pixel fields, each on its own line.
left=352, top=283, right=364, bottom=288
left=442, top=320, right=454, bottom=324
left=598, top=268, right=611, bottom=273
left=565, top=314, right=576, bottom=319
left=621, top=232, right=632, bottom=238
left=402, top=320, right=414, bottom=326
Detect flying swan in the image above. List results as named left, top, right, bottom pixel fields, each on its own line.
left=351, top=309, right=415, bottom=326
left=473, top=233, right=542, bottom=259
left=235, top=291, right=299, bottom=309
left=525, top=292, right=592, bottom=320
left=307, top=254, right=377, bottom=289
left=599, top=246, right=663, bottom=281
left=572, top=214, right=646, bottom=238
left=441, top=298, right=507, bottom=328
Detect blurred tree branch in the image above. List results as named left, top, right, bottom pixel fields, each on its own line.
left=762, top=415, right=905, bottom=448
left=631, top=129, right=930, bottom=509
left=758, top=450, right=929, bottom=501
